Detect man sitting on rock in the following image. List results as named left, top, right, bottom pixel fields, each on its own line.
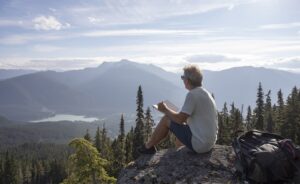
left=139, top=64, right=218, bottom=154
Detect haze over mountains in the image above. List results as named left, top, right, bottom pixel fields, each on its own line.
left=203, top=66, right=300, bottom=110
left=0, top=60, right=184, bottom=121
left=0, top=69, right=36, bottom=80
left=0, top=59, right=299, bottom=122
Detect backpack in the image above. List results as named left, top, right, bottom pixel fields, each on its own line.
left=232, top=130, right=300, bottom=183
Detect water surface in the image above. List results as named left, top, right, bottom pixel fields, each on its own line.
left=30, top=114, right=99, bottom=123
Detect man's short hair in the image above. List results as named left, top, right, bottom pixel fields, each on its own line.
left=183, top=65, right=203, bottom=87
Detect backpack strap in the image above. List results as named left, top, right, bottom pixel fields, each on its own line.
left=279, top=139, right=296, bottom=159
left=232, top=136, right=248, bottom=181
left=279, top=139, right=300, bottom=172
left=232, top=132, right=257, bottom=182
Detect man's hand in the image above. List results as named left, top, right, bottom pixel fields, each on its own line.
left=157, top=101, right=168, bottom=113
left=157, top=101, right=189, bottom=124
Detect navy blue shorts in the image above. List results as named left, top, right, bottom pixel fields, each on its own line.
left=169, top=121, right=195, bottom=152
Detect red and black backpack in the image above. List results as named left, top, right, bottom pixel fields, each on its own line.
left=232, top=130, right=300, bottom=183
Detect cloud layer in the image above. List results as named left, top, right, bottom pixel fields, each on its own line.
left=33, top=16, right=70, bottom=31
left=0, top=0, right=300, bottom=73
left=186, top=54, right=240, bottom=63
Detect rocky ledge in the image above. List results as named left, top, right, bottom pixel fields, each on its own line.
left=117, top=145, right=237, bottom=184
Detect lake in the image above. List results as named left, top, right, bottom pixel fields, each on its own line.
left=30, top=114, right=99, bottom=123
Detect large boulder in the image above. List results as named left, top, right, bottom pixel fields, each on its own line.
left=117, top=145, right=237, bottom=184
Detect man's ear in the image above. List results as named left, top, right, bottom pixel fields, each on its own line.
left=186, top=79, right=192, bottom=87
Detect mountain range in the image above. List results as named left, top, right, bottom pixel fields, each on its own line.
left=0, top=59, right=300, bottom=121
left=0, top=69, right=36, bottom=80
left=203, top=66, right=300, bottom=111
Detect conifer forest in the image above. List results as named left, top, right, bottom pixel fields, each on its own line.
left=1, top=84, right=300, bottom=184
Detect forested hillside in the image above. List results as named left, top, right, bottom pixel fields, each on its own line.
left=1, top=84, right=300, bottom=183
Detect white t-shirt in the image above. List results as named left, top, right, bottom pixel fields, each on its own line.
left=181, top=87, right=218, bottom=153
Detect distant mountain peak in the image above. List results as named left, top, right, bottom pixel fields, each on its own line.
left=220, top=66, right=292, bottom=75
left=221, top=66, right=262, bottom=71
left=0, top=69, right=38, bottom=80
left=119, top=59, right=134, bottom=63
left=99, top=59, right=137, bottom=68
left=100, top=59, right=166, bottom=72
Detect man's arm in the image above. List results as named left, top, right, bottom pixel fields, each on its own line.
left=157, top=102, right=189, bottom=124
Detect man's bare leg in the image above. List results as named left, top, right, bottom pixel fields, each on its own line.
left=145, top=115, right=170, bottom=149
left=175, top=137, right=184, bottom=149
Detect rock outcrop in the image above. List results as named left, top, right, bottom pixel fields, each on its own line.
left=117, top=145, right=237, bottom=184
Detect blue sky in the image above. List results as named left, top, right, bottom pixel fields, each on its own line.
left=0, top=0, right=300, bottom=72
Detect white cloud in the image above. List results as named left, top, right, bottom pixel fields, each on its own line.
left=186, top=54, right=240, bottom=63
left=130, top=55, right=189, bottom=73
left=68, top=0, right=255, bottom=26
left=260, top=22, right=300, bottom=30
left=266, top=57, right=300, bottom=73
left=0, top=57, right=112, bottom=71
left=88, top=17, right=104, bottom=24
left=270, top=57, right=300, bottom=68
left=0, top=28, right=213, bottom=45
left=33, top=16, right=70, bottom=31
left=1, top=33, right=300, bottom=72
left=30, top=58, right=98, bottom=70
left=1, top=54, right=299, bottom=74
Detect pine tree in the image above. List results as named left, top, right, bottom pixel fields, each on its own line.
left=282, top=87, right=299, bottom=142
left=112, top=114, right=126, bottom=175
left=133, top=85, right=145, bottom=159
left=110, top=140, right=119, bottom=176
left=61, top=138, right=116, bottom=184
left=110, top=115, right=126, bottom=176
left=229, top=103, right=243, bottom=136
left=297, top=89, right=300, bottom=144
left=31, top=160, right=36, bottom=184
left=16, top=163, right=23, bottom=184
left=144, top=107, right=154, bottom=141
left=125, top=127, right=134, bottom=163
left=223, top=103, right=231, bottom=144
left=282, top=87, right=298, bottom=141
left=246, top=106, right=253, bottom=131
left=94, top=127, right=102, bottom=153
left=266, top=113, right=274, bottom=133
left=23, top=165, right=32, bottom=184
left=217, top=103, right=231, bottom=145
left=83, top=129, right=92, bottom=142
left=0, top=158, right=3, bottom=184
left=21, top=164, right=31, bottom=184
left=100, top=124, right=112, bottom=161
left=265, top=90, right=274, bottom=132
left=255, top=82, right=264, bottom=130
left=35, top=161, right=44, bottom=184
left=276, top=89, right=285, bottom=134
left=3, top=152, right=17, bottom=184
left=216, top=112, right=224, bottom=145
left=119, top=114, right=125, bottom=141
left=48, top=159, right=66, bottom=184
left=30, top=161, right=37, bottom=184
